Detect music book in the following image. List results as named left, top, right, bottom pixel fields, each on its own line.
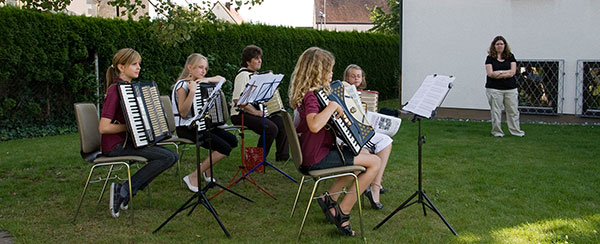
left=366, top=111, right=402, bottom=137
left=236, top=73, right=284, bottom=106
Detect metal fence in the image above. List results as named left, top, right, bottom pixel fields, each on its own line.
left=576, top=60, right=600, bottom=118
left=515, top=59, right=564, bottom=115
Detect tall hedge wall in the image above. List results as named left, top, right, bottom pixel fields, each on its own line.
left=0, top=7, right=399, bottom=140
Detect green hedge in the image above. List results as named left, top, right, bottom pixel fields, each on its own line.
left=0, top=7, right=399, bottom=141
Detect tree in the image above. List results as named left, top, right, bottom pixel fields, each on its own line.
left=368, top=0, right=399, bottom=35
left=0, top=0, right=263, bottom=45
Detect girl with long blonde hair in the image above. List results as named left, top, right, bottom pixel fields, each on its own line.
left=289, top=47, right=381, bottom=236
left=171, top=53, right=238, bottom=192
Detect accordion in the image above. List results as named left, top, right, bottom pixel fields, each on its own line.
left=117, top=81, right=171, bottom=148
left=358, top=89, right=379, bottom=112
left=192, top=83, right=227, bottom=131
left=316, top=80, right=375, bottom=155
left=263, top=90, right=285, bottom=117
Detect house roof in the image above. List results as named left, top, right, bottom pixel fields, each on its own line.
left=212, top=1, right=245, bottom=24
left=314, top=0, right=388, bottom=24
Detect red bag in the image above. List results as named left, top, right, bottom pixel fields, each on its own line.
left=244, top=147, right=264, bottom=173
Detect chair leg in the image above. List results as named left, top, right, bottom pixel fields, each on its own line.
left=290, top=176, right=306, bottom=217
left=297, top=179, right=321, bottom=241
left=125, top=164, right=134, bottom=224
left=72, top=166, right=96, bottom=223
left=97, top=165, right=115, bottom=203
left=352, top=174, right=364, bottom=240
left=177, top=145, right=188, bottom=186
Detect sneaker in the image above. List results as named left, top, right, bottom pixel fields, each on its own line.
left=120, top=198, right=129, bottom=211
left=109, top=182, right=123, bottom=218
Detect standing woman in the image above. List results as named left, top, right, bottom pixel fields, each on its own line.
left=344, top=64, right=392, bottom=210
left=171, top=53, right=238, bottom=192
left=100, top=48, right=178, bottom=218
left=289, top=47, right=380, bottom=236
left=485, top=36, right=525, bottom=137
left=230, top=45, right=289, bottom=161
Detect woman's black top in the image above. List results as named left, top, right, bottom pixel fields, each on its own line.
left=485, top=55, right=517, bottom=90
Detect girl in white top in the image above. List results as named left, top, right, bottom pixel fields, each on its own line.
left=171, top=53, right=238, bottom=192
left=344, top=64, right=393, bottom=210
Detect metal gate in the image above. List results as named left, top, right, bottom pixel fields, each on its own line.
left=576, top=60, right=600, bottom=118
left=515, top=60, right=564, bottom=115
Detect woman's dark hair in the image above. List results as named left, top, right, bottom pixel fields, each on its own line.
left=488, top=35, right=513, bottom=59
left=240, top=45, right=263, bottom=68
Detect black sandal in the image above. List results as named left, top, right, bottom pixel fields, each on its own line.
left=333, top=204, right=354, bottom=236
left=316, top=192, right=336, bottom=223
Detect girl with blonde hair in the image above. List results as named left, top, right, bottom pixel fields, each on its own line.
left=343, top=64, right=392, bottom=210
left=289, top=47, right=380, bottom=236
left=171, top=53, right=238, bottom=192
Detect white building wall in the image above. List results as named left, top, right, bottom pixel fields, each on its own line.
left=403, top=0, right=600, bottom=115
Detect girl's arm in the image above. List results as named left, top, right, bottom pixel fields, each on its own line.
left=198, top=75, right=225, bottom=83
left=306, top=101, right=344, bottom=133
left=177, top=80, right=197, bottom=118
left=98, top=117, right=127, bottom=134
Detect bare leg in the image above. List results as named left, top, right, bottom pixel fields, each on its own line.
left=326, top=151, right=380, bottom=234
left=371, top=144, right=391, bottom=203
left=187, top=150, right=226, bottom=187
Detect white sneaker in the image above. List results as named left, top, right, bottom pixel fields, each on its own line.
left=183, top=176, right=199, bottom=192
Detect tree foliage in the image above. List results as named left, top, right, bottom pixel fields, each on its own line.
left=0, top=0, right=263, bottom=45
left=368, top=0, right=399, bottom=35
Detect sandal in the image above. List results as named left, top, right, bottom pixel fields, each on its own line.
left=316, top=192, right=336, bottom=223
left=333, top=204, right=355, bottom=236
left=364, top=187, right=384, bottom=210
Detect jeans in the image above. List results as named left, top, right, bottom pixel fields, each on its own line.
left=104, top=142, right=177, bottom=199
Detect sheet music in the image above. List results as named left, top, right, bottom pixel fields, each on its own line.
left=366, top=111, right=402, bottom=137
left=236, top=73, right=284, bottom=106
left=403, top=74, right=455, bottom=118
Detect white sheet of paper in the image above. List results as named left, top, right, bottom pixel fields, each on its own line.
left=403, top=74, right=455, bottom=118
left=236, top=73, right=284, bottom=106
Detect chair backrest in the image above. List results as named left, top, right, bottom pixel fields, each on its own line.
left=281, top=112, right=303, bottom=171
left=220, top=90, right=230, bottom=121
left=74, top=103, right=101, bottom=157
left=160, top=95, right=176, bottom=133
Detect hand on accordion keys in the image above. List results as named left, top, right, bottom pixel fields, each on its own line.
left=328, top=101, right=351, bottom=125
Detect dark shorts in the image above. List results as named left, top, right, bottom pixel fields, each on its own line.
left=300, top=147, right=354, bottom=174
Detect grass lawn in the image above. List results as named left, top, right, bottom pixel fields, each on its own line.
left=0, top=114, right=599, bottom=243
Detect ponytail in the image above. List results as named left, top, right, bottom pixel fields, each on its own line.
left=105, top=65, right=116, bottom=90
left=106, top=48, right=142, bottom=90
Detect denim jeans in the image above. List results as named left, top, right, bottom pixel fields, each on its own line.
left=104, top=142, right=177, bottom=199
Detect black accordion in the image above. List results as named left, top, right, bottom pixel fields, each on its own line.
left=117, top=81, right=171, bottom=148
left=315, top=80, right=375, bottom=155
left=192, top=83, right=227, bottom=131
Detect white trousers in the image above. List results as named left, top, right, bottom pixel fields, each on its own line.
left=486, top=88, right=525, bottom=137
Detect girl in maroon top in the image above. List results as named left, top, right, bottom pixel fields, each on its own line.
left=288, top=47, right=380, bottom=236
left=99, top=48, right=177, bottom=218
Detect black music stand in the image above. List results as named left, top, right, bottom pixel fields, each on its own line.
left=373, top=74, right=457, bottom=236
left=233, top=74, right=296, bottom=185
left=153, top=85, right=253, bottom=237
